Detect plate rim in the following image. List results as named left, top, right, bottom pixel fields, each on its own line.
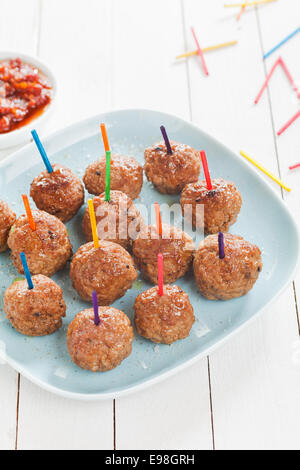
left=1, top=108, right=300, bottom=401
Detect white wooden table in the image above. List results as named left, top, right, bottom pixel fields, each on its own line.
left=1, top=0, right=300, bottom=451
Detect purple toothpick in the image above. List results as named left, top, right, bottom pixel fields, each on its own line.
left=160, top=126, right=172, bottom=155
left=218, top=232, right=225, bottom=259
left=92, top=291, right=100, bottom=326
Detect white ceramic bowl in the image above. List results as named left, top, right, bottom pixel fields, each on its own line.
left=0, top=51, right=57, bottom=149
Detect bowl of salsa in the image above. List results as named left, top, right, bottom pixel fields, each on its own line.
left=0, top=52, right=56, bottom=149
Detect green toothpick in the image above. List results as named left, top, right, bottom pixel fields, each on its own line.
left=105, top=150, right=111, bottom=201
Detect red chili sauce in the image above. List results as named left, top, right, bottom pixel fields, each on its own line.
left=0, top=58, right=52, bottom=134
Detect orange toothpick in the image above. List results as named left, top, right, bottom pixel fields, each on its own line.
left=154, top=202, right=162, bottom=237
left=100, top=123, right=110, bottom=152
left=22, top=194, right=36, bottom=231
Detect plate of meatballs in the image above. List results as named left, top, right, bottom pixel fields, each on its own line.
left=0, top=109, right=299, bottom=400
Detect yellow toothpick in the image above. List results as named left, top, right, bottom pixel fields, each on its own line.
left=225, top=0, right=276, bottom=7
left=88, top=199, right=100, bottom=249
left=176, top=40, right=237, bottom=60
left=240, top=151, right=291, bottom=192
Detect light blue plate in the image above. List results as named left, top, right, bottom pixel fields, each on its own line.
left=0, top=109, right=299, bottom=400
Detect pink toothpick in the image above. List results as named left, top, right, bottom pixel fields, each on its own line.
left=277, top=110, right=300, bottom=136
left=289, top=162, right=300, bottom=170
left=278, top=58, right=300, bottom=99
left=191, top=27, right=209, bottom=76
left=254, top=57, right=281, bottom=104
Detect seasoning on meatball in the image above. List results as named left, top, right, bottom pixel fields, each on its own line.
left=8, top=210, right=72, bottom=277
left=180, top=178, right=242, bottom=234
left=83, top=153, right=143, bottom=200
left=144, top=140, right=201, bottom=195
left=30, top=163, right=84, bottom=223
left=67, top=307, right=134, bottom=372
left=4, top=274, right=66, bottom=336
left=134, top=284, right=195, bottom=344
left=70, top=241, right=137, bottom=303
left=0, top=200, right=16, bottom=252
left=82, top=190, right=144, bottom=250
left=193, top=233, right=262, bottom=300
left=133, top=223, right=195, bottom=284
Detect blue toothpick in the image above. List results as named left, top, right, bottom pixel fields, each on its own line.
left=264, top=27, right=300, bottom=60
left=31, top=129, right=53, bottom=173
left=20, top=252, right=34, bottom=290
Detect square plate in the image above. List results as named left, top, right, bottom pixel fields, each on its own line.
left=0, top=109, right=299, bottom=400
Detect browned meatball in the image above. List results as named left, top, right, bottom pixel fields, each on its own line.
left=67, top=307, right=134, bottom=372
left=193, top=233, right=262, bottom=300
left=30, top=163, right=84, bottom=223
left=0, top=200, right=16, bottom=252
left=4, top=274, right=66, bottom=336
left=8, top=210, right=72, bottom=277
left=70, top=241, right=137, bottom=303
left=133, top=223, right=195, bottom=284
left=144, top=140, right=201, bottom=194
left=82, top=190, right=144, bottom=250
left=181, top=178, right=242, bottom=234
left=134, top=284, right=195, bottom=344
left=83, top=153, right=143, bottom=200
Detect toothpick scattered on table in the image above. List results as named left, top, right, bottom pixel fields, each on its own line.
left=176, top=40, right=237, bottom=60
left=240, top=151, right=291, bottom=192
left=277, top=110, right=300, bottom=136
left=225, top=0, right=276, bottom=7
left=264, top=27, right=300, bottom=60
left=191, top=27, right=209, bottom=76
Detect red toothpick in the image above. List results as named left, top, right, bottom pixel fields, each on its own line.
left=191, top=27, right=209, bottom=76
left=289, top=162, right=300, bottom=170
left=278, top=58, right=300, bottom=99
left=200, top=150, right=212, bottom=190
left=277, top=110, right=300, bottom=136
left=254, top=57, right=281, bottom=104
left=158, top=253, right=164, bottom=296
left=154, top=202, right=162, bottom=237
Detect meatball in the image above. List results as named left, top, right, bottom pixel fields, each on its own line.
left=144, top=140, right=201, bottom=194
left=134, top=284, right=195, bottom=344
left=70, top=241, right=137, bottom=303
left=0, top=200, right=16, bottom=252
left=133, top=223, right=195, bottom=284
left=180, top=178, right=242, bottom=234
left=8, top=210, right=72, bottom=277
left=83, top=153, right=143, bottom=200
left=30, top=163, right=84, bottom=223
left=193, top=233, right=262, bottom=300
left=67, top=307, right=134, bottom=372
left=82, top=190, right=144, bottom=250
left=4, top=274, right=66, bottom=336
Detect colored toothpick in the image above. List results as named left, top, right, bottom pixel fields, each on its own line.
left=176, top=40, right=237, bottom=60
left=279, top=58, right=300, bottom=99
left=31, top=129, right=53, bottom=173
left=20, top=252, right=34, bottom=290
left=237, top=5, right=246, bottom=21
left=100, top=123, right=110, bottom=152
left=289, top=162, right=300, bottom=171
left=225, top=0, right=276, bottom=7
left=264, top=27, right=300, bottom=60
left=254, top=57, right=281, bottom=104
left=240, top=151, right=291, bottom=192
left=154, top=202, right=162, bottom=237
left=160, top=126, right=172, bottom=155
left=105, top=150, right=111, bottom=201
left=277, top=110, right=300, bottom=136
left=92, top=291, right=100, bottom=326
left=22, top=194, right=36, bottom=231
left=157, top=253, right=164, bottom=297
left=218, top=233, right=225, bottom=259
left=200, top=150, right=213, bottom=190
left=191, top=27, right=209, bottom=76
left=88, top=199, right=100, bottom=249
